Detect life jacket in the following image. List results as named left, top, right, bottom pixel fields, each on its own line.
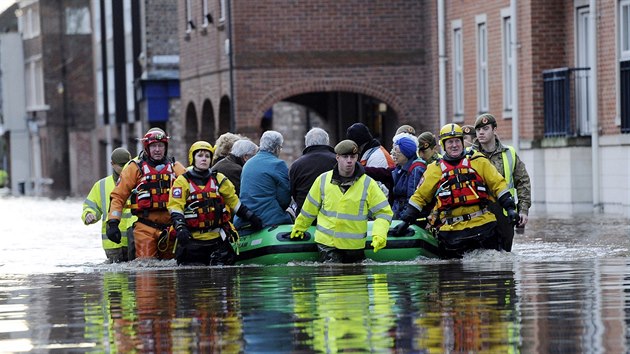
left=130, top=158, right=176, bottom=215
left=435, top=157, right=489, bottom=211
left=182, top=172, right=231, bottom=231
left=360, top=146, right=396, bottom=169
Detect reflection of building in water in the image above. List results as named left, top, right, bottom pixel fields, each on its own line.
left=518, top=259, right=629, bottom=353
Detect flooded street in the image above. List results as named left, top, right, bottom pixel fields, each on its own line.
left=1, top=196, right=630, bottom=353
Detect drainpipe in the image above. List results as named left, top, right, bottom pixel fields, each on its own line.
left=438, top=0, right=446, bottom=128
left=227, top=0, right=236, bottom=133
left=511, top=0, right=520, bottom=154
left=589, top=0, right=600, bottom=212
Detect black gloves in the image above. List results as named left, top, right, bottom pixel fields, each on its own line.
left=400, top=204, right=422, bottom=224
left=392, top=221, right=410, bottom=236
left=172, top=213, right=192, bottom=245
left=498, top=193, right=520, bottom=226
left=237, top=205, right=263, bottom=231
left=106, top=219, right=122, bottom=244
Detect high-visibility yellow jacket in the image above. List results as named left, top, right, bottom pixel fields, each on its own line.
left=409, top=152, right=511, bottom=231
left=167, top=171, right=241, bottom=241
left=294, top=169, right=393, bottom=250
left=82, top=175, right=136, bottom=249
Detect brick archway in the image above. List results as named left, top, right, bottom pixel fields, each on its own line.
left=250, top=78, right=410, bottom=125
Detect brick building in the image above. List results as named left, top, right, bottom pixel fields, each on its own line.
left=15, top=0, right=94, bottom=197
left=178, top=1, right=438, bottom=162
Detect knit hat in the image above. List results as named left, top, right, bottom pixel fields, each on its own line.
left=346, top=123, right=373, bottom=147
left=474, top=113, right=497, bottom=129
left=393, top=134, right=418, bottom=159
left=334, top=140, right=359, bottom=155
left=417, top=131, right=437, bottom=151
left=395, top=124, right=416, bottom=136
left=110, top=147, right=132, bottom=166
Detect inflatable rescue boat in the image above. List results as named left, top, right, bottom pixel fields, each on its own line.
left=233, top=220, right=439, bottom=265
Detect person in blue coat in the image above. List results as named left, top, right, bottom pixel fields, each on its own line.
left=235, top=130, right=293, bottom=229
left=390, top=133, right=426, bottom=219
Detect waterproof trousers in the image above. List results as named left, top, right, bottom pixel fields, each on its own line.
left=438, top=221, right=500, bottom=259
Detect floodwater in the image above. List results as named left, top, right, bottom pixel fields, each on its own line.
left=1, top=196, right=630, bottom=353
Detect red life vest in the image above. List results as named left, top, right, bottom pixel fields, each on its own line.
left=130, top=159, right=176, bottom=215
left=183, top=172, right=231, bottom=231
left=436, top=157, right=489, bottom=211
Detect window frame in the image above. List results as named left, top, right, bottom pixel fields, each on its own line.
left=476, top=14, right=489, bottom=114
left=452, top=19, right=464, bottom=120
left=501, top=9, right=513, bottom=116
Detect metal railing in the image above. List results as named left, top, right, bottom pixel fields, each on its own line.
left=543, top=67, right=590, bottom=137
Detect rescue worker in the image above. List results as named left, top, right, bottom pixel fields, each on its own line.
left=168, top=141, right=263, bottom=266
left=106, top=128, right=187, bottom=259
left=473, top=113, right=531, bottom=251
left=82, top=147, right=135, bottom=263
left=395, top=124, right=416, bottom=136
left=290, top=140, right=393, bottom=263
left=417, top=131, right=442, bottom=165
left=394, top=123, right=519, bottom=259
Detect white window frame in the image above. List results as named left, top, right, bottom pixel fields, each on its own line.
left=452, top=20, right=464, bottom=120
left=501, top=9, right=513, bottom=115
left=476, top=14, right=489, bottom=114
left=25, top=55, right=47, bottom=111
left=186, top=0, right=194, bottom=32
left=19, top=6, right=41, bottom=40
left=621, top=0, right=630, bottom=60
left=219, top=0, right=227, bottom=23
left=202, top=0, right=210, bottom=28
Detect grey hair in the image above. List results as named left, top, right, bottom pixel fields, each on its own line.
left=304, top=127, right=329, bottom=147
left=259, top=130, right=284, bottom=153
left=231, top=139, right=259, bottom=158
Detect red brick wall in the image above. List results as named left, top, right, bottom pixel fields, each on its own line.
left=179, top=0, right=438, bottom=142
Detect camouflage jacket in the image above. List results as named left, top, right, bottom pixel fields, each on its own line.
left=472, top=136, right=531, bottom=214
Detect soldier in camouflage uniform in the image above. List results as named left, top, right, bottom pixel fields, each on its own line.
left=472, top=113, right=531, bottom=252
left=417, top=132, right=442, bottom=165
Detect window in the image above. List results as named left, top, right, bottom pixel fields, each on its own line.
left=25, top=56, right=45, bottom=110
left=18, top=6, right=41, bottom=39
left=476, top=15, right=488, bottom=113
left=186, top=0, right=195, bottom=32
left=202, top=0, right=212, bottom=27
left=220, top=0, right=226, bottom=23
left=622, top=0, right=630, bottom=59
left=452, top=20, right=464, bottom=118
left=66, top=7, right=91, bottom=34
left=501, top=10, right=513, bottom=113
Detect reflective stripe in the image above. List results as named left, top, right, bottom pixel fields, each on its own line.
left=316, top=224, right=365, bottom=239
left=83, top=199, right=98, bottom=212
left=369, top=200, right=390, bottom=215
left=320, top=208, right=368, bottom=221
left=373, top=213, right=393, bottom=222
left=300, top=208, right=318, bottom=219
left=502, top=146, right=516, bottom=191
left=99, top=178, right=107, bottom=221
left=306, top=193, right=320, bottom=209
left=319, top=172, right=328, bottom=202
left=358, top=177, right=370, bottom=216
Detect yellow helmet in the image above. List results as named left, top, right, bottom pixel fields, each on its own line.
left=188, top=141, right=216, bottom=166
left=438, top=123, right=464, bottom=148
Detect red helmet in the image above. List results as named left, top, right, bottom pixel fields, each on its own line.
left=141, top=128, right=169, bottom=155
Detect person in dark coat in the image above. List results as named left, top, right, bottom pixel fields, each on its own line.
left=211, top=139, right=259, bottom=195
left=289, top=128, right=337, bottom=212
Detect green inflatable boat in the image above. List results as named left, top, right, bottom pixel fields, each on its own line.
left=233, top=220, right=440, bottom=265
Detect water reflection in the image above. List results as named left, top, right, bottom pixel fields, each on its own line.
left=2, top=197, right=630, bottom=352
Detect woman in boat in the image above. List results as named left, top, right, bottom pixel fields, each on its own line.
left=168, top=141, right=263, bottom=266
left=390, top=133, right=426, bottom=220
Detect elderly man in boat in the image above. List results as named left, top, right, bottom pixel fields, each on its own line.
left=290, top=139, right=393, bottom=263
left=394, top=123, right=519, bottom=259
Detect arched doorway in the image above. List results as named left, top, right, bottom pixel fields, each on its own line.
left=185, top=102, right=198, bottom=152
left=201, top=99, right=216, bottom=143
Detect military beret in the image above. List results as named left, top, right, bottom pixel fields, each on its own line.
left=111, top=147, right=132, bottom=166
left=417, top=131, right=437, bottom=150
left=462, top=125, right=476, bottom=137
left=334, top=139, right=359, bottom=155
left=474, top=113, right=497, bottom=129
